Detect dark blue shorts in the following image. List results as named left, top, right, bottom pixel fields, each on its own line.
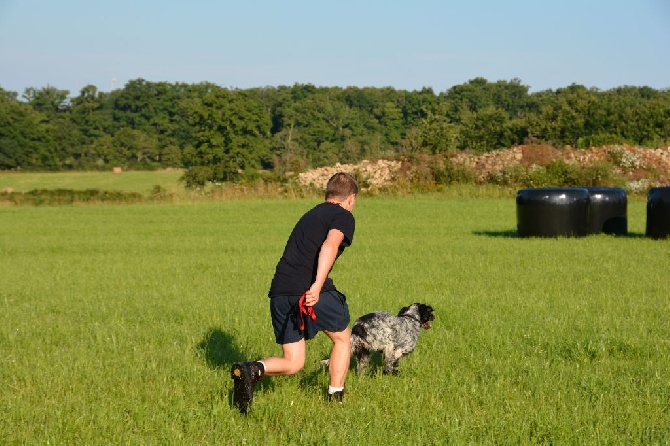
left=269, top=290, right=350, bottom=344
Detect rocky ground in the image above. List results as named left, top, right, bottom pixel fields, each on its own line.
left=297, top=145, right=670, bottom=190
left=297, top=159, right=403, bottom=189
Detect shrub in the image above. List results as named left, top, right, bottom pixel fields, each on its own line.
left=577, top=134, right=629, bottom=148
left=350, top=168, right=371, bottom=190
left=488, top=164, right=535, bottom=187
left=149, top=185, right=173, bottom=201
left=179, top=166, right=213, bottom=189
left=625, top=178, right=651, bottom=195
left=574, top=161, right=616, bottom=187
left=607, top=146, right=644, bottom=169
left=431, top=158, right=476, bottom=185
left=487, top=160, right=617, bottom=189
left=0, top=189, right=144, bottom=206
left=543, top=159, right=580, bottom=186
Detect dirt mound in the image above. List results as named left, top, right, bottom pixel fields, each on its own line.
left=297, top=159, right=402, bottom=190
left=298, top=145, right=670, bottom=190
left=451, top=144, right=670, bottom=183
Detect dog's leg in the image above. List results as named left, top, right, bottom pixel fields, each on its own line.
left=355, top=349, right=371, bottom=375
left=383, top=347, right=403, bottom=375
left=390, top=357, right=402, bottom=375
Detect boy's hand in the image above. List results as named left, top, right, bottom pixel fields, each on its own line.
left=304, top=286, right=321, bottom=306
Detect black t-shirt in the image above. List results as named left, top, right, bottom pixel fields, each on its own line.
left=269, top=202, right=355, bottom=297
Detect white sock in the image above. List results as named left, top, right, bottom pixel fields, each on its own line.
left=328, top=386, right=344, bottom=394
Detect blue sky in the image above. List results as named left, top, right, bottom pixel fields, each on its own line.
left=1, top=0, right=669, bottom=96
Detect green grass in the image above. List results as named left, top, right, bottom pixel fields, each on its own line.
left=1, top=195, right=668, bottom=444
left=0, top=170, right=186, bottom=195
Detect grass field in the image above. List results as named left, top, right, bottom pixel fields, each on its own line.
left=1, top=187, right=669, bottom=443
left=0, top=170, right=186, bottom=196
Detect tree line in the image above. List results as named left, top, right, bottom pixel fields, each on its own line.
left=1, top=78, right=668, bottom=183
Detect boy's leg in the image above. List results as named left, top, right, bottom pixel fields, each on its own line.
left=230, top=361, right=265, bottom=414
left=231, top=340, right=305, bottom=414
left=323, top=327, right=351, bottom=388
left=261, top=339, right=306, bottom=376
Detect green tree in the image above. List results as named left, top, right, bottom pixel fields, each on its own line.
left=23, top=85, right=70, bottom=116
left=399, top=87, right=438, bottom=129
left=114, top=128, right=159, bottom=168
left=70, top=85, right=114, bottom=139
left=274, top=89, right=347, bottom=167
left=91, top=134, right=117, bottom=167
left=459, top=106, right=514, bottom=152
left=379, top=101, right=404, bottom=145
left=48, top=116, right=84, bottom=169
left=0, top=88, right=51, bottom=169
left=160, top=144, right=183, bottom=168
left=185, top=86, right=271, bottom=181
left=414, top=104, right=460, bottom=154
left=527, top=84, right=598, bottom=147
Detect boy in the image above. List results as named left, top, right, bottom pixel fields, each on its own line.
left=231, top=172, right=358, bottom=414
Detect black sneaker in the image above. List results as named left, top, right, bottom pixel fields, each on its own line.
left=230, top=362, right=264, bottom=414
left=328, top=389, right=345, bottom=403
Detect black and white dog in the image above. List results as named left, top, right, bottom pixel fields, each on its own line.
left=323, top=303, right=435, bottom=375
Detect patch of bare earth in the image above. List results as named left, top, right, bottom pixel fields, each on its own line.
left=297, top=159, right=402, bottom=190
left=297, top=145, right=670, bottom=189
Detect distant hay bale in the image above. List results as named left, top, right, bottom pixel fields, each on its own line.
left=113, top=167, right=122, bottom=174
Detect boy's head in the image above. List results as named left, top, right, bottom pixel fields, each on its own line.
left=325, top=172, right=358, bottom=203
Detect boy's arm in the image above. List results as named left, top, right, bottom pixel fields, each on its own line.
left=304, top=228, right=345, bottom=306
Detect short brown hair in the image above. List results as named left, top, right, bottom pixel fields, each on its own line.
left=325, top=172, right=358, bottom=200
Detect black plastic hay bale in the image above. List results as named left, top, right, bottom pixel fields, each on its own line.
left=516, top=188, right=590, bottom=237
left=646, top=187, right=670, bottom=239
left=585, top=187, right=627, bottom=235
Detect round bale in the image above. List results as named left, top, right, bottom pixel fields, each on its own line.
left=646, top=186, right=670, bottom=239
left=517, top=188, right=590, bottom=238
left=585, top=187, right=627, bottom=235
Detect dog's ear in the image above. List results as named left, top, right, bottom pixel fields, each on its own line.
left=418, top=304, right=435, bottom=320
left=397, top=305, right=410, bottom=316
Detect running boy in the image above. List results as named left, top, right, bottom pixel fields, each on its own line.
left=231, top=172, right=358, bottom=414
